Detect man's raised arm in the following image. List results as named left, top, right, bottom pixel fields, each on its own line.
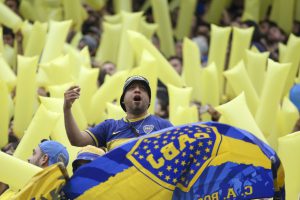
left=63, top=86, right=94, bottom=146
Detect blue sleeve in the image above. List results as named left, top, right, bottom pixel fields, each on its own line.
left=87, top=120, right=111, bottom=147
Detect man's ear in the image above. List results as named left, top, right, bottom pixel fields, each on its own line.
left=40, top=154, right=49, bottom=167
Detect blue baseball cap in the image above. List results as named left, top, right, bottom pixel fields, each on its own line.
left=39, top=140, right=69, bottom=167
left=290, top=84, right=300, bottom=111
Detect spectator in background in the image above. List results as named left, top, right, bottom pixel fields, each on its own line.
left=192, top=22, right=210, bottom=64
left=168, top=56, right=183, bottom=75
left=72, top=145, right=105, bottom=173
left=28, top=139, right=69, bottom=168
left=97, top=61, right=116, bottom=87
left=78, top=35, right=99, bottom=57
left=0, top=140, right=69, bottom=197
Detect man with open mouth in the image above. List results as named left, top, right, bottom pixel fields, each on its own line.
left=63, top=75, right=173, bottom=151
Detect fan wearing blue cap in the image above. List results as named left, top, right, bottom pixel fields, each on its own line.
left=28, top=139, right=69, bottom=168
left=63, top=75, right=173, bottom=151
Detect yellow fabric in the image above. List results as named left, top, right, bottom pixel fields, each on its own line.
left=228, top=27, right=254, bottom=69
left=245, top=50, right=269, bottom=97
left=95, top=22, right=122, bottom=64
left=128, top=30, right=185, bottom=87
left=0, top=55, right=16, bottom=92
left=40, top=20, right=72, bottom=63
left=241, top=0, right=260, bottom=22
left=224, top=61, right=259, bottom=115
left=211, top=135, right=270, bottom=169
left=281, top=34, right=300, bottom=96
left=0, top=151, right=41, bottom=191
left=130, top=50, right=158, bottom=114
left=226, top=27, right=254, bottom=98
left=12, top=163, right=68, bottom=200
left=270, top=0, right=280, bottom=23
left=63, top=44, right=82, bottom=79
left=150, top=0, right=175, bottom=57
left=207, top=25, right=231, bottom=93
left=113, top=0, right=132, bottom=13
left=0, top=26, right=3, bottom=53
left=174, top=0, right=197, bottom=40
left=80, top=47, right=92, bottom=68
left=278, top=97, right=299, bottom=136
left=106, top=102, right=126, bottom=120
left=278, top=132, right=300, bottom=200
left=24, top=21, right=48, bottom=57
left=13, top=56, right=39, bottom=138
left=104, top=14, right=121, bottom=24
left=200, top=62, right=220, bottom=107
left=0, top=2, right=23, bottom=32
left=255, top=60, right=291, bottom=137
left=107, top=138, right=133, bottom=151
left=20, top=21, right=33, bottom=50
left=295, top=0, right=300, bottom=22
left=76, top=166, right=172, bottom=200
left=62, top=0, right=84, bottom=30
left=259, top=0, right=272, bottom=20
left=216, top=93, right=267, bottom=144
left=40, top=97, right=80, bottom=175
left=167, top=84, right=193, bottom=123
left=0, top=189, right=15, bottom=200
left=139, top=19, right=158, bottom=40
left=277, top=0, right=294, bottom=33
left=117, top=11, right=143, bottom=71
left=84, top=0, right=106, bottom=10
left=77, top=67, right=99, bottom=118
left=89, top=71, right=128, bottom=124
left=19, top=1, right=36, bottom=21
left=0, top=81, right=9, bottom=148
left=182, top=37, right=202, bottom=102
left=204, top=0, right=227, bottom=24
left=171, top=106, right=199, bottom=126
left=13, top=104, right=60, bottom=161
left=39, top=55, right=74, bottom=86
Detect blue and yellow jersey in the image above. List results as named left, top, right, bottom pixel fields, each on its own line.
left=85, top=114, right=173, bottom=150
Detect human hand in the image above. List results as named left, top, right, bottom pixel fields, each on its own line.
left=64, top=86, right=81, bottom=111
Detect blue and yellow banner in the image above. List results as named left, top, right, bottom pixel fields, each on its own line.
left=63, top=122, right=285, bottom=200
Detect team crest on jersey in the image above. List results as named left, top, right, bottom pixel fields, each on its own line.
left=143, top=125, right=154, bottom=134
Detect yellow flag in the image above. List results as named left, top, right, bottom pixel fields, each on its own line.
left=167, top=84, right=192, bottom=123
left=216, top=92, right=267, bottom=144
left=0, top=151, right=41, bottom=191
left=0, top=81, right=9, bottom=148
left=117, top=12, right=143, bottom=71
left=255, top=60, right=291, bottom=137
left=13, top=163, right=68, bottom=200
left=151, top=0, right=175, bottom=57
left=278, top=132, right=300, bottom=200
left=0, top=2, right=23, bottom=32
left=182, top=37, right=202, bottom=102
left=174, top=0, right=197, bottom=40
left=245, top=50, right=269, bottom=97
left=40, top=20, right=72, bottom=63
left=224, top=61, right=259, bottom=115
left=13, top=56, right=39, bottom=138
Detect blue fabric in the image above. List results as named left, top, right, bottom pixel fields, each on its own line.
left=63, top=122, right=285, bottom=200
left=88, top=114, right=173, bottom=147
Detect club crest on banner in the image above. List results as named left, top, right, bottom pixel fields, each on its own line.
left=127, top=124, right=222, bottom=191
